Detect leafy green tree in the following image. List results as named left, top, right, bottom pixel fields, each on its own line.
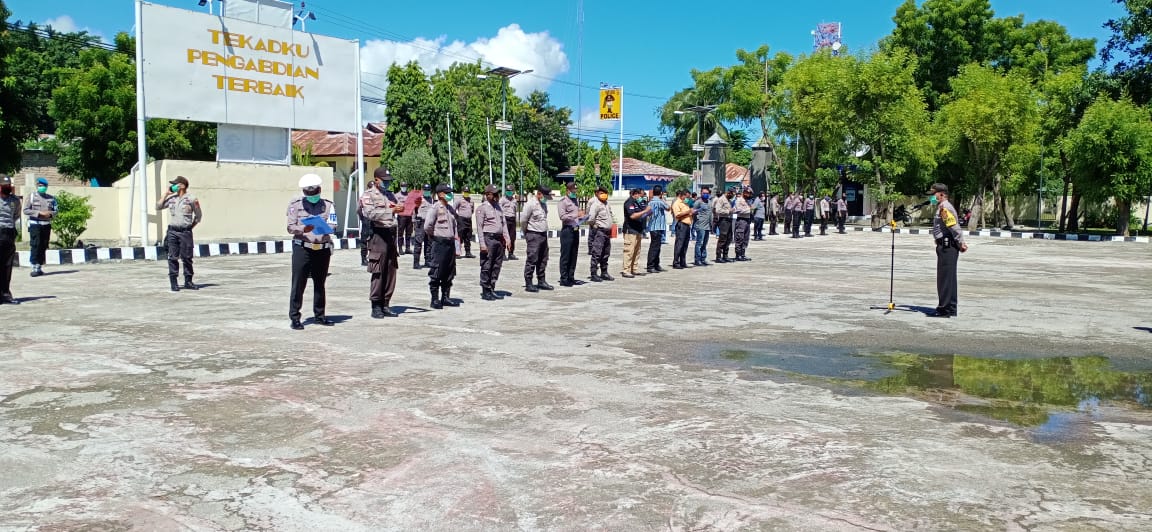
left=390, top=147, right=436, bottom=189
left=935, top=65, right=1038, bottom=229
left=4, top=19, right=104, bottom=135
left=667, top=175, right=693, bottom=195
left=597, top=136, right=615, bottom=190
left=50, top=190, right=92, bottom=248
left=1103, top=0, right=1152, bottom=104
left=1064, top=97, right=1152, bottom=236
left=514, top=90, right=572, bottom=183
left=846, top=48, right=936, bottom=224
left=775, top=51, right=854, bottom=194
left=381, top=62, right=435, bottom=171
left=0, top=0, right=39, bottom=172
left=575, top=149, right=598, bottom=204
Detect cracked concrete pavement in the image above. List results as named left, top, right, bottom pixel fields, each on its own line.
left=1, top=231, right=1150, bottom=530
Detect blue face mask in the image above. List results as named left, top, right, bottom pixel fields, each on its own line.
left=930, top=195, right=939, bottom=206
left=702, top=194, right=711, bottom=201
left=305, top=194, right=322, bottom=204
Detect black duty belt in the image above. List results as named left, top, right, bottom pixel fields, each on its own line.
left=168, top=225, right=192, bottom=232
left=432, top=236, right=454, bottom=243
left=293, top=240, right=332, bottom=250
left=484, top=232, right=503, bottom=238
left=736, top=215, right=751, bottom=220
left=526, top=230, right=546, bottom=236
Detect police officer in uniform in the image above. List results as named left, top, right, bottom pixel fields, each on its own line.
left=732, top=187, right=753, bottom=261
left=791, top=193, right=806, bottom=238
left=804, top=192, right=816, bottom=237
left=520, top=184, right=554, bottom=292
left=157, top=176, right=203, bottom=292
left=586, top=186, right=615, bottom=282
left=837, top=194, right=848, bottom=234
left=23, top=177, right=57, bottom=277
left=453, top=187, right=476, bottom=258
left=424, top=184, right=459, bottom=309
left=783, top=192, right=795, bottom=235
left=499, top=185, right=519, bottom=260
left=286, top=173, right=337, bottom=330
left=557, top=181, right=585, bottom=287
left=475, top=185, right=510, bottom=300
left=768, top=193, right=780, bottom=236
left=928, top=183, right=968, bottom=318
left=361, top=167, right=403, bottom=318
left=358, top=176, right=374, bottom=266
left=396, top=181, right=414, bottom=254
left=0, top=175, right=21, bottom=304
left=412, top=184, right=433, bottom=269
left=712, top=187, right=734, bottom=262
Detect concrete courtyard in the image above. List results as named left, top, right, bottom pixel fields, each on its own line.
left=1, top=230, right=1150, bottom=530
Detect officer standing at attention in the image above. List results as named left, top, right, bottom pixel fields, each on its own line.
left=500, top=185, right=519, bottom=260
left=692, top=187, right=713, bottom=266
left=361, top=167, right=403, bottom=319
left=586, top=186, right=615, bottom=282
left=819, top=195, right=831, bottom=236
left=782, top=192, right=795, bottom=235
left=0, top=175, right=21, bottom=304
left=23, top=177, right=57, bottom=277
left=412, top=184, right=433, bottom=269
left=157, top=176, right=203, bottom=292
left=286, top=173, right=337, bottom=330
left=621, top=187, right=651, bottom=278
left=424, top=184, right=460, bottom=309
left=791, top=192, right=805, bottom=238
left=768, top=193, right=780, bottom=236
left=837, top=194, right=848, bottom=234
left=928, top=183, right=967, bottom=318
left=476, top=184, right=510, bottom=300
left=751, top=192, right=766, bottom=240
left=732, top=187, right=753, bottom=261
left=557, top=181, right=585, bottom=287
left=712, top=187, right=734, bottom=262
left=520, top=184, right=554, bottom=292
left=397, top=182, right=416, bottom=255
left=803, top=192, right=816, bottom=237
left=645, top=186, right=669, bottom=274
left=453, top=187, right=476, bottom=258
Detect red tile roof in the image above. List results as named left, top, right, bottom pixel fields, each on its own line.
left=558, top=157, right=688, bottom=182
left=291, top=128, right=383, bottom=157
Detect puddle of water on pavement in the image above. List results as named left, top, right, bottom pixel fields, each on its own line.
left=700, top=345, right=1152, bottom=441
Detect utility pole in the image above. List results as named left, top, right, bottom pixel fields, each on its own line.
left=446, top=112, right=454, bottom=189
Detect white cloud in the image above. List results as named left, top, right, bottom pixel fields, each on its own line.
left=358, top=24, right=569, bottom=124
left=41, top=15, right=104, bottom=41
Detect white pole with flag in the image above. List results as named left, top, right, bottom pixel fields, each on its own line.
left=134, top=0, right=149, bottom=246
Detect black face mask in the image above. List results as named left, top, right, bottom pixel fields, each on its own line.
left=0, top=186, right=13, bottom=195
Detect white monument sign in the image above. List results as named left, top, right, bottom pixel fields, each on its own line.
left=139, top=1, right=359, bottom=133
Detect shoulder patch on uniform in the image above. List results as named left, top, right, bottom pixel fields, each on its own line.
left=941, top=208, right=957, bottom=228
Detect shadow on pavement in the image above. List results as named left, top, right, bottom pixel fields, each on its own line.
left=392, top=306, right=427, bottom=315
left=14, top=296, right=57, bottom=303
left=313, top=315, right=353, bottom=325
left=41, top=270, right=78, bottom=276
left=1135, top=327, right=1152, bottom=334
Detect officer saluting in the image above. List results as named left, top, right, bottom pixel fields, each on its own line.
left=286, top=173, right=337, bottom=330
left=23, top=177, right=56, bottom=277
left=0, top=175, right=21, bottom=304
left=424, top=184, right=460, bottom=309
left=361, top=167, right=404, bottom=319
left=928, top=183, right=967, bottom=318
left=475, top=184, right=510, bottom=300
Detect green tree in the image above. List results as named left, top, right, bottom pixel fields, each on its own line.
left=846, top=48, right=936, bottom=224
left=775, top=51, right=854, bottom=194
left=50, top=190, right=92, bottom=248
left=1103, top=0, right=1152, bottom=104
left=597, top=136, right=615, bottom=190
left=514, top=90, right=572, bottom=183
left=667, top=175, right=693, bottom=195
left=575, top=149, right=598, bottom=204
left=0, top=0, right=39, bottom=172
left=1064, top=97, right=1152, bottom=236
left=390, top=147, right=436, bottom=189
left=935, top=65, right=1038, bottom=229
left=380, top=61, right=435, bottom=171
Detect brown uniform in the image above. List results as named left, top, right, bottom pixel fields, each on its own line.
left=586, top=199, right=614, bottom=277
left=475, top=201, right=509, bottom=292
left=423, top=201, right=458, bottom=291
left=158, top=193, right=202, bottom=281
left=361, top=186, right=400, bottom=307
left=499, top=195, right=518, bottom=257
left=453, top=196, right=476, bottom=256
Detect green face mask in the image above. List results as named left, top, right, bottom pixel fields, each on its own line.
left=539, top=197, right=548, bottom=204
left=305, top=194, right=322, bottom=204
left=37, top=186, right=48, bottom=194
left=170, top=184, right=180, bottom=193
left=505, top=192, right=514, bottom=198
left=929, top=195, right=939, bottom=206
left=444, top=193, right=454, bottom=202
left=568, top=193, right=577, bottom=199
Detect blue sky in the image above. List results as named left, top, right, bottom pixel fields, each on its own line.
left=4, top=0, right=1127, bottom=141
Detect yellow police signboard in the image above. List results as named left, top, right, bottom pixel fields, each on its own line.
left=599, top=88, right=621, bottom=120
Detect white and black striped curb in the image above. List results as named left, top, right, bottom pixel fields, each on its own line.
left=14, top=229, right=596, bottom=266
left=850, top=226, right=1151, bottom=243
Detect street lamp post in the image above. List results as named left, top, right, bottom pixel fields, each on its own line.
left=674, top=105, right=718, bottom=187
left=479, top=67, right=534, bottom=192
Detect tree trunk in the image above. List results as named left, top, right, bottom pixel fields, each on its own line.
left=1058, top=150, right=1071, bottom=232
left=992, top=174, right=1014, bottom=229
left=1117, top=198, right=1131, bottom=236
left=1066, top=194, right=1082, bottom=232
left=972, top=186, right=986, bottom=229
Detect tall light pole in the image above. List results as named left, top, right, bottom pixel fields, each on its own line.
left=479, top=67, right=534, bottom=192
left=674, top=105, right=718, bottom=183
